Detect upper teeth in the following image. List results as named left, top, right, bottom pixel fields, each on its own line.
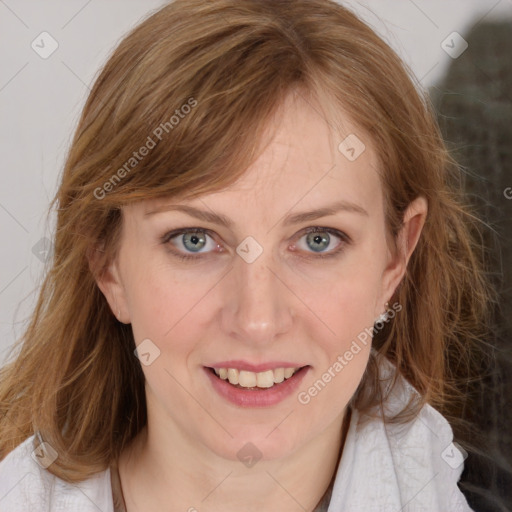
left=213, top=367, right=300, bottom=388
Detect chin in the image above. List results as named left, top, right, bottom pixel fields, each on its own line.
left=204, top=429, right=301, bottom=463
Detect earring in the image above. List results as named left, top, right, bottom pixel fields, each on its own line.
left=375, top=302, right=390, bottom=323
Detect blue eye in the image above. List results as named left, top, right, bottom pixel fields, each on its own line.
left=306, top=231, right=331, bottom=252
left=294, top=227, right=347, bottom=259
left=163, top=229, right=219, bottom=260
left=161, top=227, right=350, bottom=262
left=181, top=231, right=208, bottom=252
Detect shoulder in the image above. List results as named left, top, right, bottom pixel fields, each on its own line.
left=328, top=355, right=474, bottom=512
left=0, top=434, right=114, bottom=512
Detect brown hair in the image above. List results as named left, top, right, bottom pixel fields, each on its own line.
left=0, top=0, right=493, bottom=482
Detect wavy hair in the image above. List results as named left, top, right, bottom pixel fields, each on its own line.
left=0, top=0, right=493, bottom=482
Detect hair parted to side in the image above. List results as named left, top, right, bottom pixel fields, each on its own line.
left=0, top=0, right=494, bottom=482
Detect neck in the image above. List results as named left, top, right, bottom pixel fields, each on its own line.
left=117, top=407, right=352, bottom=512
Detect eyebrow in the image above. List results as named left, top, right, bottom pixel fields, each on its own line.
left=144, top=199, right=368, bottom=227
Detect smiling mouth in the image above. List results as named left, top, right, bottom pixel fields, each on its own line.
left=206, top=366, right=309, bottom=390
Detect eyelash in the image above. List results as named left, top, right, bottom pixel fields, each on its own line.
left=160, top=226, right=351, bottom=262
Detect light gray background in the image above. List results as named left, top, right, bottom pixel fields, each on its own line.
left=1, top=0, right=511, bottom=365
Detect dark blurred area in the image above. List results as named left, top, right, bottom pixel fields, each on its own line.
left=430, top=20, right=512, bottom=512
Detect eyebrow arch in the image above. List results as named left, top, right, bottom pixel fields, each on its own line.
left=144, top=199, right=368, bottom=227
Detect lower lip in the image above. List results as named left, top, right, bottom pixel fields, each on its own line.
left=204, top=366, right=310, bottom=408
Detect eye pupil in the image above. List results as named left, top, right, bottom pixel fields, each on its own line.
left=306, top=232, right=330, bottom=252
left=183, top=232, right=206, bottom=252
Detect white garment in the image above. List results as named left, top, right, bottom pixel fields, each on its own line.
left=0, top=359, right=473, bottom=512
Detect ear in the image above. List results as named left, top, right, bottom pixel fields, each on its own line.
left=377, top=196, right=428, bottom=314
left=87, top=243, right=131, bottom=324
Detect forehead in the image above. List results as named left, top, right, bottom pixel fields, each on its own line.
left=141, top=92, right=383, bottom=220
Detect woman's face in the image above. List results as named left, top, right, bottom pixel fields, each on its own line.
left=99, top=92, right=423, bottom=462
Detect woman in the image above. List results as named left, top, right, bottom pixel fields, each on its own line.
left=0, top=0, right=492, bottom=510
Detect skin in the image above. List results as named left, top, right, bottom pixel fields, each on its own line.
left=93, top=91, right=427, bottom=512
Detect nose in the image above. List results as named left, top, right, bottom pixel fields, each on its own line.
left=220, top=249, right=294, bottom=347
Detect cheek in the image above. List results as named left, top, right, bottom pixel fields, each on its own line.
left=295, top=257, right=383, bottom=344
left=293, top=263, right=379, bottom=416
left=124, top=260, right=205, bottom=344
